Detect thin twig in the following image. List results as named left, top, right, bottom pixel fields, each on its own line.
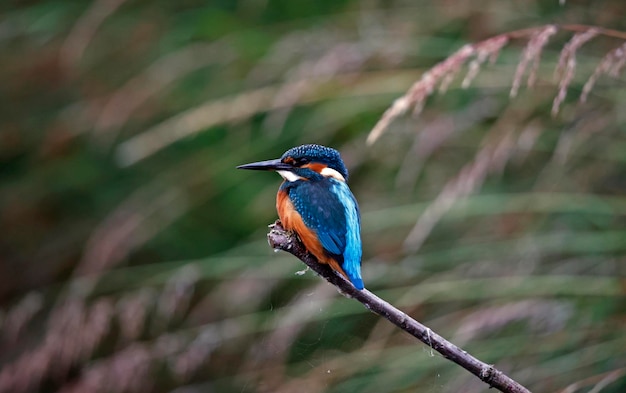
left=267, top=220, right=532, bottom=393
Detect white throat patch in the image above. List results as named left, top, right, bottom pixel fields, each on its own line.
left=277, top=170, right=304, bottom=182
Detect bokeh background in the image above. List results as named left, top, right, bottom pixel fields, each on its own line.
left=1, top=1, right=625, bottom=392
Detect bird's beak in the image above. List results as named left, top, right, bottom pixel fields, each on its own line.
left=236, top=158, right=293, bottom=171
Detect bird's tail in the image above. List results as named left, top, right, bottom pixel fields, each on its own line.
left=326, top=258, right=364, bottom=290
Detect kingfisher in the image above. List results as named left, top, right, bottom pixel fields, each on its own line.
left=237, top=144, right=364, bottom=290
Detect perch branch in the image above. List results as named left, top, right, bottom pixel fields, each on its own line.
left=267, top=220, right=532, bottom=393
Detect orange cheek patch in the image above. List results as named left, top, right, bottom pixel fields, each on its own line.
left=302, top=163, right=327, bottom=173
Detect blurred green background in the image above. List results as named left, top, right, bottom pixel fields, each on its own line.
left=0, top=1, right=625, bottom=392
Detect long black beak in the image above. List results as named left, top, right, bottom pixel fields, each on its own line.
left=236, top=158, right=293, bottom=171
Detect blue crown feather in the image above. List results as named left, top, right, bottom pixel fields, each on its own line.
left=282, top=144, right=349, bottom=181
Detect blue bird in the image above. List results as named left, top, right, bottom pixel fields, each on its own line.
left=237, top=144, right=364, bottom=290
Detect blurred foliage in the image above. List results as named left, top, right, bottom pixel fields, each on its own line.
left=0, top=1, right=625, bottom=392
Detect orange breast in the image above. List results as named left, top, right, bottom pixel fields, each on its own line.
left=276, top=189, right=349, bottom=280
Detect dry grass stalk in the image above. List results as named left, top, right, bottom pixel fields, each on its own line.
left=93, top=42, right=236, bottom=140
left=242, top=284, right=336, bottom=391
left=60, top=0, right=128, bottom=69
left=115, top=85, right=291, bottom=166
left=552, top=29, right=599, bottom=115
left=116, top=289, right=156, bottom=342
left=559, top=367, right=626, bottom=393
left=368, top=24, right=626, bottom=252
left=510, top=25, right=558, bottom=98
left=78, top=185, right=186, bottom=277
left=157, top=265, right=200, bottom=324
left=260, top=41, right=368, bottom=133
left=452, top=300, right=572, bottom=345
left=581, top=42, right=626, bottom=102
left=394, top=97, right=500, bottom=190
left=1, top=292, right=43, bottom=342
left=0, top=299, right=91, bottom=393
left=462, top=35, right=509, bottom=88
left=366, top=44, right=475, bottom=145
left=58, top=327, right=215, bottom=393
left=368, top=24, right=626, bottom=145
left=403, top=127, right=518, bottom=252
left=513, top=121, right=543, bottom=163
left=366, top=26, right=552, bottom=145
left=171, top=335, right=216, bottom=381
left=0, top=264, right=202, bottom=393
left=57, top=329, right=212, bottom=393
left=58, top=345, right=154, bottom=393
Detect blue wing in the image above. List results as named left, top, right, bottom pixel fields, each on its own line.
left=287, top=178, right=363, bottom=289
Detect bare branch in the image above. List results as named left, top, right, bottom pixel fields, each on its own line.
left=267, top=221, right=532, bottom=393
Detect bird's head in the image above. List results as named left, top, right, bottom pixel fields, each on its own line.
left=237, top=144, right=349, bottom=182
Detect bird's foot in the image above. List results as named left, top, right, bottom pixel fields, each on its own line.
left=268, top=220, right=299, bottom=251
left=268, top=219, right=283, bottom=231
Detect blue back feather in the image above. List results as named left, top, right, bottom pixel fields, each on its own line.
left=282, top=177, right=363, bottom=289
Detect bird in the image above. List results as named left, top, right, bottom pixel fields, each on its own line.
left=237, top=144, right=364, bottom=290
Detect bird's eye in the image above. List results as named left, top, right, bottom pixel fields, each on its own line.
left=297, top=158, right=309, bottom=166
